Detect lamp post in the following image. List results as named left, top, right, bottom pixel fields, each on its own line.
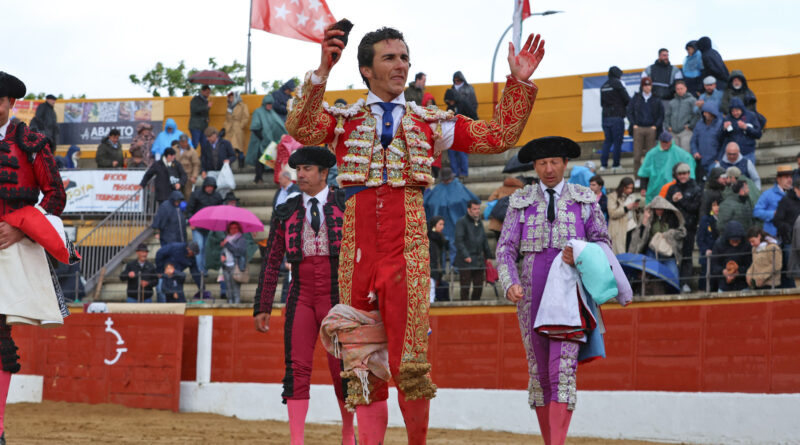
left=490, top=10, right=563, bottom=105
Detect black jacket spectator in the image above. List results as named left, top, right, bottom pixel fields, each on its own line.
left=30, top=100, right=58, bottom=146
left=95, top=136, right=124, bottom=168
left=644, top=59, right=682, bottom=100
left=666, top=178, right=702, bottom=231
left=454, top=213, right=493, bottom=269
left=200, top=137, right=236, bottom=173
left=161, top=270, right=186, bottom=302
left=140, top=157, right=188, bottom=203
left=189, top=94, right=210, bottom=131
left=696, top=36, right=730, bottom=92
left=156, top=242, right=202, bottom=287
left=119, top=259, right=157, bottom=301
left=774, top=188, right=800, bottom=245
left=697, top=213, right=719, bottom=254
left=700, top=167, right=726, bottom=216
left=626, top=91, right=664, bottom=133
left=271, top=79, right=296, bottom=121
left=451, top=71, right=478, bottom=120
left=711, top=221, right=751, bottom=291
left=152, top=191, right=188, bottom=246
left=721, top=98, right=762, bottom=159
left=429, top=229, right=449, bottom=282
left=601, top=66, right=630, bottom=119
left=187, top=177, right=224, bottom=235
left=55, top=262, right=85, bottom=302
left=720, top=70, right=757, bottom=113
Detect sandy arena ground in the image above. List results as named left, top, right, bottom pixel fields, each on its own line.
left=6, top=401, right=670, bottom=444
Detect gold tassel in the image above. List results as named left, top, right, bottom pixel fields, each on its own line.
left=397, top=362, right=437, bottom=401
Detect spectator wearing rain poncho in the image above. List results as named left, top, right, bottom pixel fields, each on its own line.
left=152, top=118, right=189, bottom=162
left=245, top=94, right=287, bottom=184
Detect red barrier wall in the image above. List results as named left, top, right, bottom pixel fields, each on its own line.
left=15, top=313, right=184, bottom=411
left=181, top=298, right=800, bottom=394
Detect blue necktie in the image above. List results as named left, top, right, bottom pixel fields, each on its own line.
left=378, top=102, right=398, bottom=148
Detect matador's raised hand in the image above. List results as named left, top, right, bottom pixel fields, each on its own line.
left=508, top=33, right=545, bottom=82
left=316, top=25, right=346, bottom=78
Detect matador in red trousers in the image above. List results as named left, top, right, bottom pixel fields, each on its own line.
left=286, top=26, right=545, bottom=444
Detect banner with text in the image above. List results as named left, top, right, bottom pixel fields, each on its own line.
left=57, top=100, right=162, bottom=146
left=61, top=170, right=145, bottom=213
left=10, top=100, right=43, bottom=125
left=581, top=72, right=643, bottom=133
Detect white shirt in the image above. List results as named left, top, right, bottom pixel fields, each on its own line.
left=0, top=119, right=9, bottom=140
left=302, top=187, right=328, bottom=225
left=310, top=71, right=455, bottom=150
left=539, top=179, right=566, bottom=207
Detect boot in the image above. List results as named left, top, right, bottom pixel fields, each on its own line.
left=355, top=400, right=388, bottom=445
left=534, top=405, right=550, bottom=445
left=397, top=392, right=430, bottom=445
left=287, top=399, right=309, bottom=445
left=338, top=399, right=356, bottom=445
left=548, top=403, right=573, bottom=445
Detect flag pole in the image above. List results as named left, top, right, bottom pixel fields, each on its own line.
left=245, top=0, right=253, bottom=94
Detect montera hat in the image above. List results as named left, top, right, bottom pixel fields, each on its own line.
left=0, top=72, right=26, bottom=99
left=518, top=136, right=581, bottom=163
left=288, top=146, right=336, bottom=169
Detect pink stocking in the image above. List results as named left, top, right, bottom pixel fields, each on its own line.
left=355, top=400, right=388, bottom=445
left=548, top=402, right=573, bottom=445
left=338, top=400, right=356, bottom=445
left=287, top=399, right=309, bottom=445
left=397, top=392, right=430, bottom=445
left=535, top=404, right=550, bottom=445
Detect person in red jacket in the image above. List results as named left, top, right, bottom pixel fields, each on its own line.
left=0, top=72, right=66, bottom=444
left=287, top=25, right=545, bottom=444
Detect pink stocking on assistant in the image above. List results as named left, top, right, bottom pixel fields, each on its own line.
left=338, top=400, right=356, bottom=445
left=535, top=405, right=551, bottom=445
left=0, top=371, right=11, bottom=436
left=287, top=399, right=310, bottom=445
left=356, top=400, right=388, bottom=445
left=548, top=402, right=573, bottom=445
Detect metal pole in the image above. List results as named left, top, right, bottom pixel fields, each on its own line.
left=245, top=0, right=253, bottom=94
left=705, top=253, right=711, bottom=293
left=490, top=24, right=514, bottom=87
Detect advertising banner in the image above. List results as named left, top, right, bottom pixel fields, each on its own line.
left=10, top=100, right=43, bottom=125
left=58, top=100, right=162, bottom=146
left=61, top=170, right=146, bottom=213
left=581, top=72, right=643, bottom=133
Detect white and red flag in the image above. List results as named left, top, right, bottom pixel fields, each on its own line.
left=512, top=0, right=531, bottom=54
left=250, top=0, right=337, bottom=43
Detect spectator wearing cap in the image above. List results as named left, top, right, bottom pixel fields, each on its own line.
left=682, top=41, right=704, bottom=96
left=721, top=166, right=761, bottom=207
left=690, top=99, right=724, bottom=179
left=152, top=190, right=188, bottom=247
left=718, top=179, right=754, bottom=239
left=638, top=131, right=696, bottom=204
left=627, top=77, right=664, bottom=177
left=95, top=128, right=123, bottom=168
left=712, top=142, right=760, bottom=190
left=141, top=146, right=188, bottom=203
left=119, top=243, right=157, bottom=303
left=666, top=162, right=702, bottom=291
left=404, top=72, right=426, bottom=105
left=130, top=122, right=156, bottom=167
left=721, top=98, right=762, bottom=165
left=189, top=85, right=212, bottom=148
left=30, top=94, right=58, bottom=147
left=155, top=241, right=202, bottom=293
left=177, top=134, right=201, bottom=200
left=200, top=126, right=237, bottom=179
left=754, top=166, right=793, bottom=237
left=693, top=76, right=723, bottom=115
left=568, top=160, right=596, bottom=187
left=665, top=80, right=698, bottom=151
left=600, top=66, right=630, bottom=171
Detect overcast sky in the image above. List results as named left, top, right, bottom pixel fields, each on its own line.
left=6, top=0, right=799, bottom=99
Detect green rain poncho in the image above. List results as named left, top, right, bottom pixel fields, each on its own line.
left=245, top=94, right=287, bottom=166
left=637, top=142, right=696, bottom=204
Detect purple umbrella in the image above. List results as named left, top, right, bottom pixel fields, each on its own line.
left=188, top=206, right=264, bottom=233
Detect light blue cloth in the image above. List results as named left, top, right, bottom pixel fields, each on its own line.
left=683, top=50, right=704, bottom=79
left=754, top=185, right=786, bottom=237
left=152, top=118, right=188, bottom=158
left=575, top=242, right=618, bottom=304
left=568, top=165, right=594, bottom=187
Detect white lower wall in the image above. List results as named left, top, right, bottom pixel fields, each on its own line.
left=8, top=374, right=42, bottom=403
left=179, top=382, right=800, bottom=444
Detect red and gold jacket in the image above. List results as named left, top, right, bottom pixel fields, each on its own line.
left=0, top=121, right=65, bottom=217
left=286, top=74, right=538, bottom=188
left=253, top=187, right=346, bottom=315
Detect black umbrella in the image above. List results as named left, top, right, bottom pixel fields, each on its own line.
left=502, top=153, right=533, bottom=174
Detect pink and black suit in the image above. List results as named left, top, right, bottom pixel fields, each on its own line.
left=254, top=187, right=348, bottom=402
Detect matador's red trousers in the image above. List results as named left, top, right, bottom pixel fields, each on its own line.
left=339, top=185, right=435, bottom=403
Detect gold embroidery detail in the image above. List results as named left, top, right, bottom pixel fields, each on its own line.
left=286, top=75, right=335, bottom=145
left=338, top=195, right=358, bottom=306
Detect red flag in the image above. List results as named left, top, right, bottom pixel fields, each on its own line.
left=250, top=0, right=337, bottom=44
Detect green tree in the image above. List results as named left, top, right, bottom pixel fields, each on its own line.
left=130, top=58, right=247, bottom=97
left=260, top=77, right=301, bottom=94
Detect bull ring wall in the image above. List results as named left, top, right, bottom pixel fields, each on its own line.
left=9, top=291, right=800, bottom=444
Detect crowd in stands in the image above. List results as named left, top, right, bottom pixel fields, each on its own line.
left=40, top=35, right=794, bottom=303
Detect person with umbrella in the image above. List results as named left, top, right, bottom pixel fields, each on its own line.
left=496, top=137, right=629, bottom=445
left=252, top=146, right=354, bottom=445
left=189, top=85, right=212, bottom=148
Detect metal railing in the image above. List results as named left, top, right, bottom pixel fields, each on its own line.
left=75, top=179, right=156, bottom=294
